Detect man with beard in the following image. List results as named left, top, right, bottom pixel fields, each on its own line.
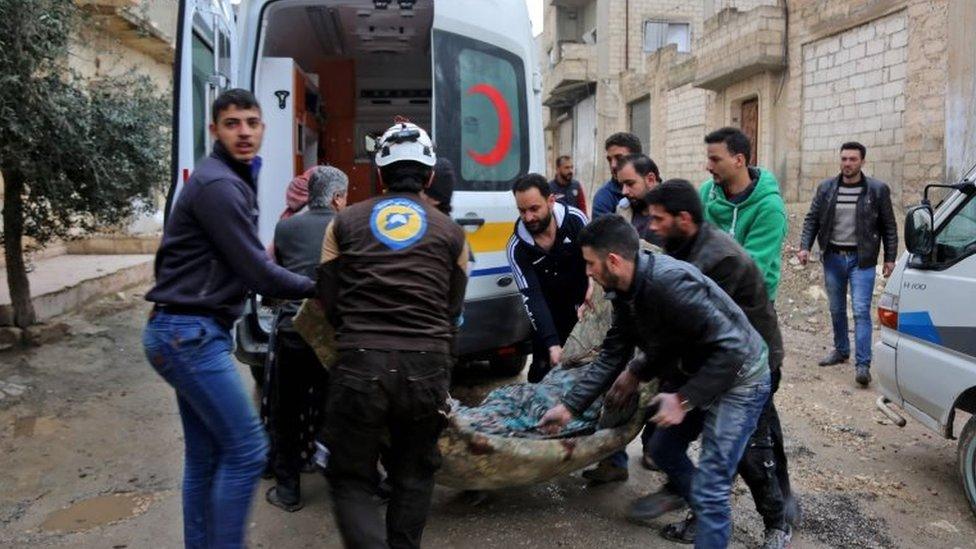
left=699, top=127, right=787, bottom=302
left=615, top=153, right=664, bottom=246
left=549, top=155, right=587, bottom=212
left=506, top=173, right=590, bottom=383
left=592, top=132, right=643, bottom=218
left=626, top=179, right=794, bottom=548
left=539, top=214, right=771, bottom=549
left=581, top=152, right=664, bottom=484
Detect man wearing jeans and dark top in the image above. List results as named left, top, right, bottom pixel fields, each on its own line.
left=143, top=89, right=315, bottom=548
left=798, top=142, right=898, bottom=387
left=539, top=215, right=770, bottom=549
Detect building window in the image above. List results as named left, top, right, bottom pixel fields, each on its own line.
left=643, top=20, right=690, bottom=53
left=628, top=96, right=651, bottom=153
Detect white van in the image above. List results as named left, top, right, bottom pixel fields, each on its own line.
left=168, top=0, right=544, bottom=375
left=874, top=172, right=976, bottom=514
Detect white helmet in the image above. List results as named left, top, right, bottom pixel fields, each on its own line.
left=375, top=121, right=436, bottom=167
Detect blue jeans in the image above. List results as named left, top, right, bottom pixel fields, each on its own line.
left=822, top=251, right=876, bottom=367
left=143, top=312, right=269, bottom=549
left=648, top=375, right=771, bottom=549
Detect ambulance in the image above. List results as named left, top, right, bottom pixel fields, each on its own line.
left=874, top=169, right=976, bottom=515
left=169, top=0, right=544, bottom=375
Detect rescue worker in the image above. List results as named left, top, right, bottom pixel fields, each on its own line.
left=143, top=89, right=315, bottom=548
left=317, top=121, right=468, bottom=549
left=265, top=166, right=348, bottom=512
left=506, top=173, right=590, bottom=383
left=591, top=132, right=642, bottom=218
left=631, top=179, right=793, bottom=548
left=539, top=214, right=771, bottom=549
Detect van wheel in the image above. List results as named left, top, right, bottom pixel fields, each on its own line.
left=957, top=415, right=976, bottom=517
left=489, top=354, right=526, bottom=378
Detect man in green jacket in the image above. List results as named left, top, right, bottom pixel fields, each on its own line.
left=699, top=127, right=787, bottom=301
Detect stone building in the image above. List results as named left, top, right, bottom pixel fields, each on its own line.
left=540, top=0, right=972, bottom=210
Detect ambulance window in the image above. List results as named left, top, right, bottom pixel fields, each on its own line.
left=934, top=195, right=976, bottom=264
left=434, top=31, right=528, bottom=191
left=191, top=32, right=214, bottom=163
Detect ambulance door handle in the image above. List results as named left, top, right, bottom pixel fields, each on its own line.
left=455, top=217, right=485, bottom=227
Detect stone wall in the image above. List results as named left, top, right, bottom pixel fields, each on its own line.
left=799, top=10, right=908, bottom=200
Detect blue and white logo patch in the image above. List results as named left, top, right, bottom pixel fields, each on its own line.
left=370, top=197, right=428, bottom=250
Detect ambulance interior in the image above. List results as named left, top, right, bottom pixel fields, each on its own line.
left=258, top=0, right=433, bottom=204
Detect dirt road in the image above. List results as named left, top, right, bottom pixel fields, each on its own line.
left=1, top=285, right=974, bottom=548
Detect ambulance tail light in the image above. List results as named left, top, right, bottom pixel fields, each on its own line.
left=878, top=292, right=899, bottom=330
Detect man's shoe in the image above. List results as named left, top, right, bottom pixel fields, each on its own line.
left=641, top=449, right=660, bottom=471
left=266, top=485, right=304, bottom=512
left=660, top=511, right=697, bottom=544
left=527, top=360, right=552, bottom=383
left=627, top=489, right=687, bottom=525
left=761, top=526, right=792, bottom=549
left=818, top=350, right=849, bottom=366
left=855, top=365, right=872, bottom=387
left=581, top=460, right=628, bottom=484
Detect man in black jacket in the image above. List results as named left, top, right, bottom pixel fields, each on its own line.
left=539, top=215, right=770, bottom=549
left=143, top=89, right=315, bottom=548
left=797, top=142, right=898, bottom=386
left=506, top=173, right=590, bottom=383
left=630, top=179, right=794, bottom=548
left=265, top=166, right=348, bottom=512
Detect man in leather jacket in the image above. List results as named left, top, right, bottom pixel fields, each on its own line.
left=539, top=215, right=770, bottom=549
left=797, top=141, right=898, bottom=386
left=629, top=179, right=794, bottom=548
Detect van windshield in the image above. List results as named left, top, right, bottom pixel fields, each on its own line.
left=434, top=31, right=528, bottom=192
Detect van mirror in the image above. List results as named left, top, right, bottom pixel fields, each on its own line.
left=364, top=135, right=377, bottom=154
left=905, top=204, right=934, bottom=258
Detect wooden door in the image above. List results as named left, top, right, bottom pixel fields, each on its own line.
left=739, top=98, right=758, bottom=166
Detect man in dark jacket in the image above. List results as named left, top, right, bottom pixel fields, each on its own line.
left=264, top=166, right=348, bottom=512
left=592, top=132, right=642, bottom=218
left=630, top=179, right=793, bottom=548
left=317, top=121, right=468, bottom=549
left=506, top=173, right=590, bottom=383
left=539, top=215, right=771, bottom=549
left=549, top=155, right=587, bottom=212
left=143, top=89, right=315, bottom=548
left=798, top=142, right=898, bottom=386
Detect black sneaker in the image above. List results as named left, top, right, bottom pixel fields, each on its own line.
left=818, top=350, right=849, bottom=367
left=266, top=485, right=304, bottom=512
left=855, top=365, right=872, bottom=387
left=660, top=511, right=697, bottom=544
left=627, top=489, right=687, bottom=526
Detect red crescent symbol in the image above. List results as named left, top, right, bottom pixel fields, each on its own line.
left=465, top=83, right=512, bottom=166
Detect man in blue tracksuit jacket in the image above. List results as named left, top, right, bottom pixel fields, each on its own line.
left=144, top=89, right=315, bottom=549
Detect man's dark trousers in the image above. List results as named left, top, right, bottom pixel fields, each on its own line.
left=323, top=349, right=450, bottom=549
left=267, top=329, right=328, bottom=498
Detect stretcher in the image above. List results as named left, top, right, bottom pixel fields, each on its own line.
left=293, top=285, right=654, bottom=490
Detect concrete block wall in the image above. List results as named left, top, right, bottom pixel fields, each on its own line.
left=799, top=10, right=908, bottom=200
left=665, top=84, right=709, bottom=184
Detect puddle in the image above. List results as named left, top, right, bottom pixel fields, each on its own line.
left=13, top=416, right=62, bottom=438
left=40, top=493, right=152, bottom=532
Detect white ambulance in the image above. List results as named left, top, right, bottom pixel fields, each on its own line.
left=875, top=171, right=976, bottom=515
left=170, top=0, right=544, bottom=375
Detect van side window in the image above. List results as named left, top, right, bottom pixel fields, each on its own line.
left=434, top=31, right=528, bottom=192
left=934, top=195, right=976, bottom=264
left=192, top=32, right=214, bottom=163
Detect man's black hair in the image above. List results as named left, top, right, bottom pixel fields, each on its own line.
left=556, top=155, right=572, bottom=167
left=645, top=179, right=704, bottom=224
left=212, top=88, right=261, bottom=123
left=704, top=127, right=751, bottom=163
left=511, top=173, right=551, bottom=197
left=604, top=132, right=643, bottom=154
left=840, top=141, right=867, bottom=160
left=619, top=153, right=661, bottom=180
left=578, top=214, right=639, bottom=261
left=380, top=160, right=432, bottom=193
